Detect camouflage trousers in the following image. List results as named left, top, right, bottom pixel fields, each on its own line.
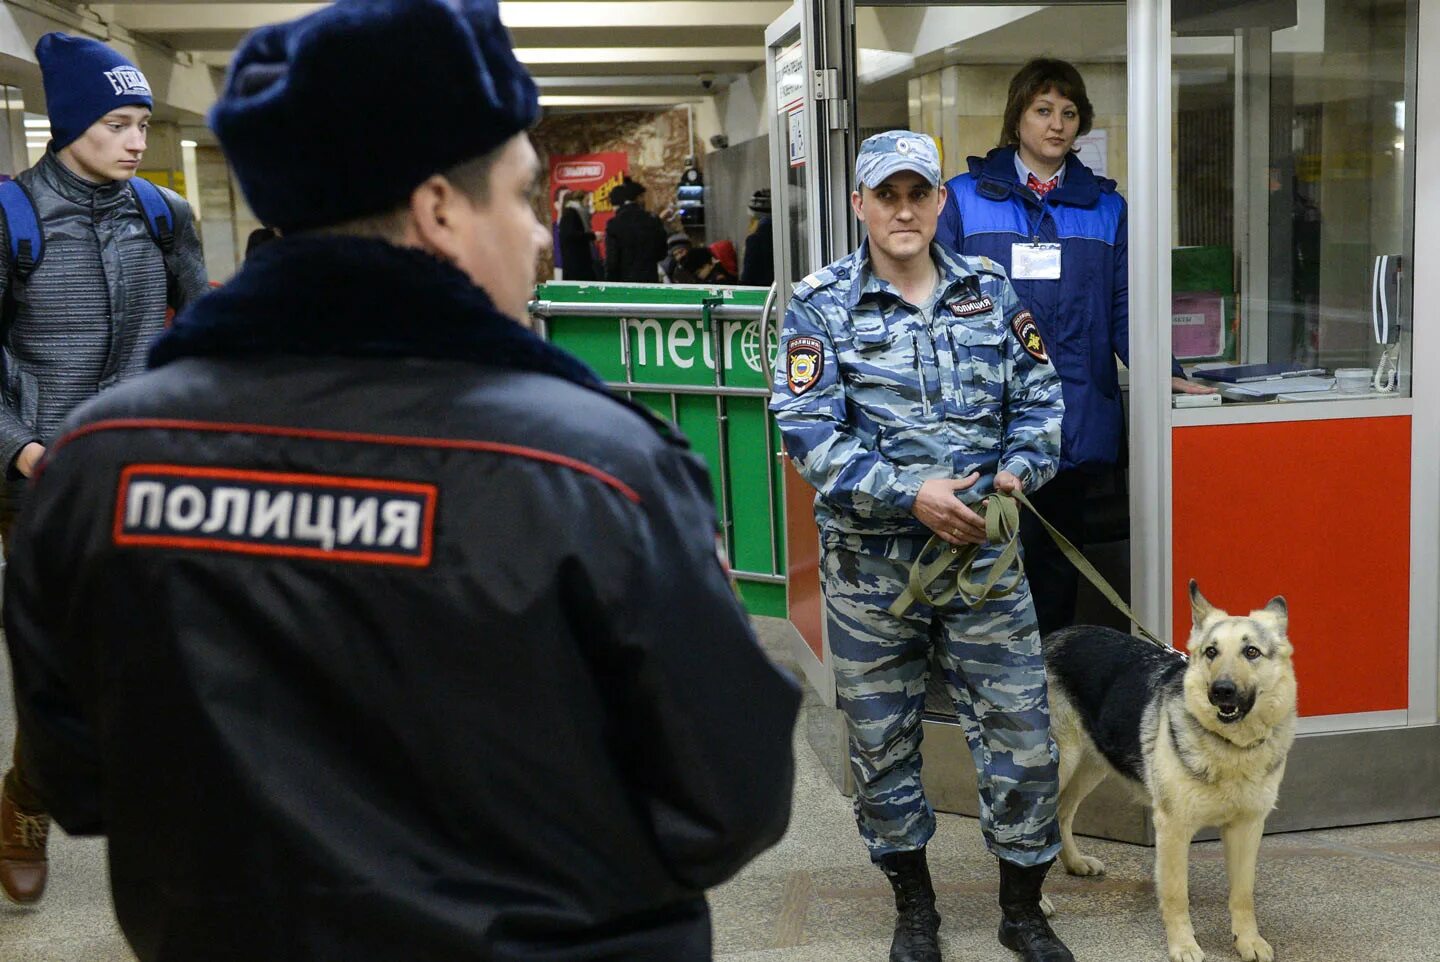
left=822, top=543, right=1060, bottom=866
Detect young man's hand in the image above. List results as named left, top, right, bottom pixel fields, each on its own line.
left=913, top=474, right=987, bottom=546
left=14, top=442, right=44, bottom=479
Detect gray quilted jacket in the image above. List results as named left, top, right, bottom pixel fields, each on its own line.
left=0, top=151, right=207, bottom=501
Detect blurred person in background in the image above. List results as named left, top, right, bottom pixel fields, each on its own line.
left=0, top=30, right=206, bottom=908
left=605, top=176, right=668, bottom=282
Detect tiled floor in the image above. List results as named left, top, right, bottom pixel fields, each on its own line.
left=5, top=622, right=1440, bottom=961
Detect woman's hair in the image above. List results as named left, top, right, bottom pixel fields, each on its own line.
left=999, top=58, right=1095, bottom=147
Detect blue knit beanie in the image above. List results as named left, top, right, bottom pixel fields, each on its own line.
left=37, top=33, right=154, bottom=152
left=213, top=0, right=540, bottom=233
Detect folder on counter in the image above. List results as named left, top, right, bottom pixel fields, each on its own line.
left=1191, top=362, right=1326, bottom=383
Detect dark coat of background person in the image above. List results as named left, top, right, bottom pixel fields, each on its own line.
left=740, top=215, right=773, bottom=287
left=4, top=237, right=801, bottom=961
left=0, top=151, right=206, bottom=503
left=557, top=204, right=600, bottom=280
left=605, top=201, right=668, bottom=283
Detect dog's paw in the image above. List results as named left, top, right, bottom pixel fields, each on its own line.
left=1234, top=933, right=1274, bottom=962
left=1168, top=940, right=1205, bottom=962
left=1039, top=893, right=1055, bottom=918
left=1061, top=853, right=1106, bottom=876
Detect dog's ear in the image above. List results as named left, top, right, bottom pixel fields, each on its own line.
left=1260, top=595, right=1288, bottom=635
left=1189, top=579, right=1220, bottom=628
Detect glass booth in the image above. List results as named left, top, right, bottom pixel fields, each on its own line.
left=765, top=0, right=1440, bottom=837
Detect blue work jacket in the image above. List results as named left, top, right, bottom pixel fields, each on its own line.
left=937, top=146, right=1177, bottom=472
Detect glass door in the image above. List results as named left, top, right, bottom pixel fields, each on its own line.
left=837, top=0, right=1135, bottom=719
left=1172, top=0, right=1417, bottom=400
left=767, top=2, right=835, bottom=688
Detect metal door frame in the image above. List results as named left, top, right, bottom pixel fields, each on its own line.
left=814, top=0, right=1170, bottom=645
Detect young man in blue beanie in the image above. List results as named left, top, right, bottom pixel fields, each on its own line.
left=0, top=32, right=207, bottom=906
left=2, top=1, right=798, bottom=958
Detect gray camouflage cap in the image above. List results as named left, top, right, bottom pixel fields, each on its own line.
left=854, top=130, right=941, bottom=189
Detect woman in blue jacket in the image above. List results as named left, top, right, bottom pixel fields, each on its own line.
left=936, top=58, right=1211, bottom=635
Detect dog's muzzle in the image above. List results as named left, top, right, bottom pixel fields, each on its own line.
left=1208, top=679, right=1255, bottom=724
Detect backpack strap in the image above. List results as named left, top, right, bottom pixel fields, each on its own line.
left=129, top=176, right=175, bottom=254
left=0, top=179, right=44, bottom=282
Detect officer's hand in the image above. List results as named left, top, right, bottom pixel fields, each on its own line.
left=994, top=470, right=1024, bottom=495
left=13, top=442, right=44, bottom=479
left=1172, top=376, right=1218, bottom=395
left=913, top=475, right=987, bottom=546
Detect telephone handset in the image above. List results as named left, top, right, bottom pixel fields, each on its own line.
left=1371, top=254, right=1402, bottom=392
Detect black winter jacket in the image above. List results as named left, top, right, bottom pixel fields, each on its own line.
left=740, top=216, right=773, bottom=288
left=558, top=204, right=600, bottom=281
left=0, top=151, right=208, bottom=487
left=4, top=237, right=800, bottom=962
left=604, top=203, right=667, bottom=283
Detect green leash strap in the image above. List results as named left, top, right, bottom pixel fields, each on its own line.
left=887, top=489, right=1169, bottom=650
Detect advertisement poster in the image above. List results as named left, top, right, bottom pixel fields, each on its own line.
left=549, top=151, right=630, bottom=269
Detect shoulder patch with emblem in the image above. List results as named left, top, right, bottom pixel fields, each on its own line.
left=786, top=336, right=824, bottom=395
left=1012, top=311, right=1048, bottom=363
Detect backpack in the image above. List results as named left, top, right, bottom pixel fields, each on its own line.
left=0, top=175, right=178, bottom=300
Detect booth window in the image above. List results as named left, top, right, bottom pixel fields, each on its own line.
left=1173, top=0, right=1415, bottom=401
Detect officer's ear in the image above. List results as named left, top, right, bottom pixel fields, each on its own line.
left=403, top=174, right=470, bottom=266
left=935, top=183, right=947, bottom=211
left=850, top=189, right=865, bottom=221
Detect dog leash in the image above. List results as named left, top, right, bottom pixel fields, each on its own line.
left=887, top=489, right=1169, bottom=650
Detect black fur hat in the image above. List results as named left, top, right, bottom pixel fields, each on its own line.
left=212, top=0, right=539, bottom=232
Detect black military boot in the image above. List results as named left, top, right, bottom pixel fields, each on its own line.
left=879, top=848, right=942, bottom=962
left=997, top=859, right=1074, bottom=962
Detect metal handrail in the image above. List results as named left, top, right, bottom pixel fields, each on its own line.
left=528, top=299, right=769, bottom=321
left=758, top=282, right=779, bottom=390
left=609, top=381, right=770, bottom=398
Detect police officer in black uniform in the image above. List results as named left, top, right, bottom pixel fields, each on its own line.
left=1, top=2, right=800, bottom=959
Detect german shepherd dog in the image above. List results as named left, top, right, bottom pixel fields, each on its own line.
left=1042, top=581, right=1297, bottom=962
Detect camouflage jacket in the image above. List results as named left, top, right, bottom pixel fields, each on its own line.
left=769, top=241, right=1063, bottom=557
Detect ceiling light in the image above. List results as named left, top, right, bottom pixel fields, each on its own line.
left=181, top=140, right=198, bottom=148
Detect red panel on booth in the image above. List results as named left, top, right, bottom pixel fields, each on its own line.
left=784, top=460, right=825, bottom=661
left=1172, top=416, right=1411, bottom=717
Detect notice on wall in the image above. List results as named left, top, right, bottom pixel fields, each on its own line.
left=776, top=42, right=805, bottom=114
left=788, top=107, right=807, bottom=168
left=1072, top=129, right=1108, bottom=179
left=1172, top=291, right=1226, bottom=359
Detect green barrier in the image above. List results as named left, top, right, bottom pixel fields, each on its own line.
left=532, top=281, right=787, bottom=618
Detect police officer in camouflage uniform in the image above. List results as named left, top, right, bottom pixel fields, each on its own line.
left=770, top=132, right=1073, bottom=962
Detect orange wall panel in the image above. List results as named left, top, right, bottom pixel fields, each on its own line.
left=783, top=461, right=825, bottom=661
left=1172, top=416, right=1410, bottom=717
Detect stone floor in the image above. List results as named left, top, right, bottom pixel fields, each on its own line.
left=4, top=620, right=1440, bottom=961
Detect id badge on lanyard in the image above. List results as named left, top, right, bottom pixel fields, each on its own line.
left=1012, top=242, right=1062, bottom=280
